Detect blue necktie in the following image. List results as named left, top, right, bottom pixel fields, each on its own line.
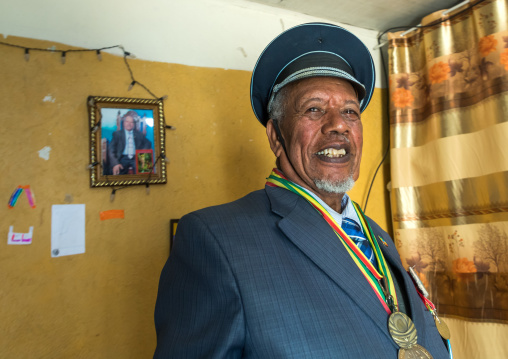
left=341, top=218, right=376, bottom=266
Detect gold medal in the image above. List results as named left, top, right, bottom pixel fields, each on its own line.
left=398, top=344, right=434, bottom=358
left=407, top=266, right=451, bottom=341
left=434, top=315, right=451, bottom=340
left=388, top=312, right=417, bottom=349
left=388, top=312, right=434, bottom=359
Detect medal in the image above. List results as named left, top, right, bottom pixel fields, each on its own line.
left=433, top=314, right=451, bottom=340
left=388, top=312, right=434, bottom=359
left=407, top=266, right=451, bottom=341
left=398, top=344, right=434, bottom=359
left=388, top=312, right=416, bottom=349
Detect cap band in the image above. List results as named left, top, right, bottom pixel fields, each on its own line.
left=267, top=66, right=366, bottom=114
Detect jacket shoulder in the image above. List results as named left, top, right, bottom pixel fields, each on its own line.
left=186, top=189, right=269, bottom=223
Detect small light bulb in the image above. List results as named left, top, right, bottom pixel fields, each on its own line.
left=124, top=51, right=136, bottom=59
left=86, top=161, right=99, bottom=170
left=110, top=190, right=116, bottom=202
left=128, top=81, right=136, bottom=91
left=145, top=184, right=150, bottom=195
left=96, top=50, right=102, bottom=61
left=61, top=52, right=66, bottom=64
left=91, top=121, right=101, bottom=133
left=24, top=49, right=30, bottom=61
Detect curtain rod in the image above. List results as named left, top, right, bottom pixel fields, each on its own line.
left=373, top=0, right=471, bottom=50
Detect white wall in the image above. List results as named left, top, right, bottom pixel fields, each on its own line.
left=0, top=0, right=385, bottom=87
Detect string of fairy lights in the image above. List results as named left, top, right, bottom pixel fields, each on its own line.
left=0, top=40, right=175, bottom=201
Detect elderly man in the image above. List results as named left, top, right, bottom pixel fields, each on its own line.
left=108, top=110, right=152, bottom=175
left=154, top=23, right=451, bottom=358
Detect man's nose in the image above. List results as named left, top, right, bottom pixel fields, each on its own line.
left=321, top=111, right=348, bottom=135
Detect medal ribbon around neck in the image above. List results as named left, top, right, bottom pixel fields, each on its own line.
left=266, top=169, right=398, bottom=314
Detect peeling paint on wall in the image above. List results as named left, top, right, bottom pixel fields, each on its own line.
left=64, top=194, right=73, bottom=203
left=38, top=146, right=51, bottom=160
left=43, top=95, right=56, bottom=103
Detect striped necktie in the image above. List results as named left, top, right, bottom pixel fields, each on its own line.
left=341, top=218, right=376, bottom=267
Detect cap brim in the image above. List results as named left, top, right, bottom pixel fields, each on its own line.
left=250, top=22, right=375, bottom=126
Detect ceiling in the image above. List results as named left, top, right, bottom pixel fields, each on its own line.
left=247, top=0, right=463, bottom=32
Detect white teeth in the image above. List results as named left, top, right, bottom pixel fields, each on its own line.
left=316, top=148, right=346, bottom=158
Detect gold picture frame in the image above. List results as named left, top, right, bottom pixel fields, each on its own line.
left=88, top=96, right=167, bottom=187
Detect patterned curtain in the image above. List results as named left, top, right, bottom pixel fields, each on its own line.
left=388, top=0, right=508, bottom=356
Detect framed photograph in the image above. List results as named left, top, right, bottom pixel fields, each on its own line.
left=169, top=219, right=179, bottom=254
left=88, top=96, right=167, bottom=187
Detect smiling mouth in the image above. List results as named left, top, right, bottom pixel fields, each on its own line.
left=315, top=148, right=346, bottom=158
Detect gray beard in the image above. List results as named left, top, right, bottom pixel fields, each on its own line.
left=314, top=176, right=355, bottom=194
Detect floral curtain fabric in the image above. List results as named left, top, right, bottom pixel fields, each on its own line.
left=388, top=0, right=508, bottom=324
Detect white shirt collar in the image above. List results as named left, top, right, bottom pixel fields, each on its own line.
left=291, top=182, right=362, bottom=230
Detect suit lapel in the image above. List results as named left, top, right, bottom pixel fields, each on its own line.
left=133, top=130, right=140, bottom=148
left=266, top=186, right=394, bottom=341
left=120, top=131, right=126, bottom=153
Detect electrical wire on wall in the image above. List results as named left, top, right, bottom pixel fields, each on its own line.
left=0, top=40, right=176, bottom=201
left=361, top=30, right=394, bottom=213
left=362, top=0, right=486, bottom=213
left=0, top=41, right=166, bottom=100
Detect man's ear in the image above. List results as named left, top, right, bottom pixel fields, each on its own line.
left=266, top=119, right=284, bottom=158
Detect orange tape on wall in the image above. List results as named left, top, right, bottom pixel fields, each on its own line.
left=100, top=210, right=125, bottom=221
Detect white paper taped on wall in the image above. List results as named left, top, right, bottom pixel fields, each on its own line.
left=51, top=204, right=85, bottom=257
left=8, top=226, right=34, bottom=245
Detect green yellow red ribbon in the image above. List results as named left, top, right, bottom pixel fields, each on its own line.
left=266, top=168, right=398, bottom=314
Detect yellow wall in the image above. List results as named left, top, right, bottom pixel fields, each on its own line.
left=0, top=36, right=390, bottom=358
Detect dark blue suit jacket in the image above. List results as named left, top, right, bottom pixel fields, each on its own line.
left=154, top=186, right=449, bottom=358
left=108, top=129, right=152, bottom=167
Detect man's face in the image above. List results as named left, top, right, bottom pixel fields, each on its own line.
left=267, top=77, right=363, bottom=198
left=124, top=116, right=135, bottom=131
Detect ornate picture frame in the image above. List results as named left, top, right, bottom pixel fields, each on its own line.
left=88, top=96, right=167, bottom=187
